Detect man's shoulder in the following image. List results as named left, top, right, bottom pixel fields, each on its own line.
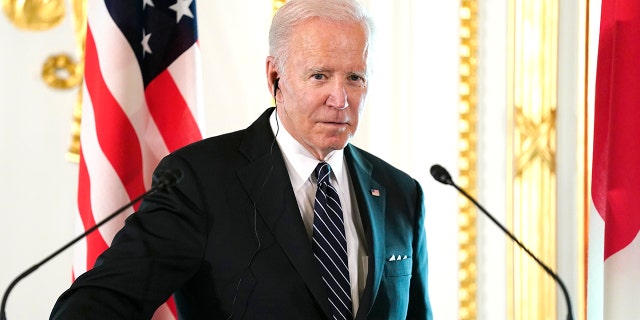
left=346, top=144, right=414, bottom=183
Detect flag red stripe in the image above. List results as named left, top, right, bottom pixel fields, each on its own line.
left=84, top=25, right=147, bottom=206
left=592, top=0, right=640, bottom=259
left=145, top=70, right=201, bottom=152
left=77, top=151, right=109, bottom=269
left=166, top=296, right=177, bottom=316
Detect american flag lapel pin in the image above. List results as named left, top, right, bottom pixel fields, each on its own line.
left=370, top=189, right=380, bottom=197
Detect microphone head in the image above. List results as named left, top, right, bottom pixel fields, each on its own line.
left=430, top=164, right=453, bottom=185
left=155, top=168, right=183, bottom=189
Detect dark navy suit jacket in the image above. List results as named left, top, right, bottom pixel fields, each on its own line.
left=51, top=108, right=433, bottom=319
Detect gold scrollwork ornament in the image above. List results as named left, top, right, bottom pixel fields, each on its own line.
left=2, top=0, right=66, bottom=30
left=42, top=54, right=83, bottom=89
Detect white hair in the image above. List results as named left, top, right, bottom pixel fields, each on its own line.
left=268, top=0, right=375, bottom=73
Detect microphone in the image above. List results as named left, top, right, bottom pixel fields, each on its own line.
left=154, top=168, right=183, bottom=189
left=429, top=164, right=574, bottom=320
left=0, top=168, right=183, bottom=320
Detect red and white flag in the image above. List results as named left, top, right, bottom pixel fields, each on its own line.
left=74, top=0, right=204, bottom=318
left=590, top=0, right=640, bottom=318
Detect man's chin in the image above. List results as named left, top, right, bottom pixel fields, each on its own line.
left=325, top=139, right=350, bottom=152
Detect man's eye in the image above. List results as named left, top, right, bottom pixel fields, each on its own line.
left=312, top=74, right=325, bottom=80
left=349, top=75, right=362, bottom=81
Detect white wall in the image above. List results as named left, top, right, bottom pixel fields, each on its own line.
left=476, top=0, right=509, bottom=318
left=0, top=8, right=79, bottom=320
left=587, top=0, right=602, bottom=319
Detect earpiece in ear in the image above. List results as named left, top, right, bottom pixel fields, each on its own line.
left=273, top=78, right=280, bottom=98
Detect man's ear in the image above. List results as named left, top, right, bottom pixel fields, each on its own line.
left=266, top=56, right=280, bottom=99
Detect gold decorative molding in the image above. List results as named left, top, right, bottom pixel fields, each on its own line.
left=507, top=0, right=558, bottom=319
left=2, top=0, right=66, bottom=30
left=577, top=1, right=588, bottom=319
left=41, top=54, right=83, bottom=89
left=63, top=0, right=86, bottom=163
left=458, top=0, right=478, bottom=319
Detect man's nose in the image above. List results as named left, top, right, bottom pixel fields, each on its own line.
left=326, top=80, right=349, bottom=110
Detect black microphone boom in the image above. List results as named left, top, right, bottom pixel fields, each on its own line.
left=154, top=168, right=183, bottom=189
left=429, top=164, right=574, bottom=320
left=0, top=168, right=183, bottom=320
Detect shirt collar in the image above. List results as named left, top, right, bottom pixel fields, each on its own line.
left=269, top=109, right=345, bottom=189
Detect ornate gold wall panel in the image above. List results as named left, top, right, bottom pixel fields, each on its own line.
left=458, top=0, right=478, bottom=319
left=507, top=0, right=558, bottom=319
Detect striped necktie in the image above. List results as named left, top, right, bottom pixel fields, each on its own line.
left=312, top=162, right=353, bottom=319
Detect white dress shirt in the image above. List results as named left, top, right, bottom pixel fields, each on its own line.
left=269, top=110, right=368, bottom=316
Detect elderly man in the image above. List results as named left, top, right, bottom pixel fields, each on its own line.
left=51, top=0, right=432, bottom=319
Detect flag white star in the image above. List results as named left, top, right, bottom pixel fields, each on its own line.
left=169, top=0, right=194, bottom=23
left=143, top=0, right=154, bottom=9
left=141, top=29, right=152, bottom=57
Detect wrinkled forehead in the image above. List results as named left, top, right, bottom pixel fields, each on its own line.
left=286, top=19, right=371, bottom=66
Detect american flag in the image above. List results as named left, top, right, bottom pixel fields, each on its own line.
left=74, top=0, right=203, bottom=318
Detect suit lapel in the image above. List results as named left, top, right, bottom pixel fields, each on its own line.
left=345, top=146, right=386, bottom=320
left=236, top=108, right=332, bottom=318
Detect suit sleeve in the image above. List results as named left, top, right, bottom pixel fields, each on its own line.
left=50, top=155, right=208, bottom=319
left=407, top=181, right=433, bottom=320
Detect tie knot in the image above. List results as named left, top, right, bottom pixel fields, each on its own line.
left=314, top=162, right=331, bottom=185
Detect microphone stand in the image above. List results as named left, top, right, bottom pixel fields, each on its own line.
left=430, top=164, right=574, bottom=320
left=0, top=170, right=181, bottom=320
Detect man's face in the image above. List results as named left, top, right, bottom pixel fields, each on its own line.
left=270, top=18, right=369, bottom=160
